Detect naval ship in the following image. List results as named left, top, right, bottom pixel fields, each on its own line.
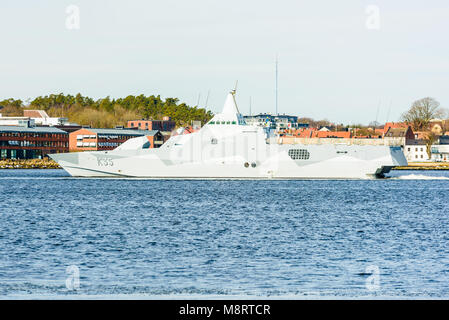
left=50, top=91, right=407, bottom=179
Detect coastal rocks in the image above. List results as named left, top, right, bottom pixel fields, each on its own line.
left=0, top=159, right=61, bottom=169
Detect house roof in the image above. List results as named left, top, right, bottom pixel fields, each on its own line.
left=384, top=127, right=409, bottom=137
left=293, top=128, right=351, bottom=138
left=296, top=128, right=315, bottom=138
left=23, top=110, right=50, bottom=118
left=315, top=131, right=351, bottom=138
left=72, top=128, right=160, bottom=136
left=406, top=139, right=426, bottom=146
left=413, top=131, right=428, bottom=139
left=383, top=122, right=408, bottom=135
left=87, top=128, right=161, bottom=136
left=0, top=125, right=68, bottom=134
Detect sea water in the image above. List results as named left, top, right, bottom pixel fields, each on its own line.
left=0, top=169, right=448, bottom=299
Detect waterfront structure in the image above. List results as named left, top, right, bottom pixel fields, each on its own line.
left=429, top=135, right=449, bottom=162
left=243, top=113, right=274, bottom=128
left=243, top=114, right=299, bottom=130
left=0, top=116, right=35, bottom=127
left=430, top=145, right=449, bottom=162
left=273, top=114, right=299, bottom=130
left=127, top=117, right=176, bottom=132
left=23, top=110, right=70, bottom=126
left=404, top=140, right=428, bottom=161
left=50, top=91, right=407, bottom=179
left=0, top=125, right=68, bottom=159
left=69, top=127, right=164, bottom=152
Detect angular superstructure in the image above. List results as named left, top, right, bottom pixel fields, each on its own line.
left=50, top=91, right=407, bottom=179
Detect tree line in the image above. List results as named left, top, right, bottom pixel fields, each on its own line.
left=0, top=93, right=213, bottom=128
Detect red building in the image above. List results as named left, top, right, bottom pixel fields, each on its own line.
left=69, top=128, right=164, bottom=152
left=127, top=117, right=176, bottom=132
left=0, top=125, right=68, bottom=159
left=291, top=128, right=352, bottom=139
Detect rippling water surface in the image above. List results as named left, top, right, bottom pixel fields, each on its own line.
left=1, top=169, right=449, bottom=299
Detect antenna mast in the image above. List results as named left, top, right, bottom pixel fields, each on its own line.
left=205, top=90, right=210, bottom=108
left=374, top=99, right=381, bottom=126
left=249, top=96, right=252, bottom=116
left=232, top=80, right=238, bottom=95
left=275, top=55, right=278, bottom=115
left=386, top=99, right=392, bottom=123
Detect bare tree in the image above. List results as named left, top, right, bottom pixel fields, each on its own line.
left=423, top=131, right=438, bottom=160
left=401, top=97, right=444, bottom=131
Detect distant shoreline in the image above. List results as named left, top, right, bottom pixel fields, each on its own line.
left=0, top=159, right=61, bottom=169
left=393, top=162, right=449, bottom=170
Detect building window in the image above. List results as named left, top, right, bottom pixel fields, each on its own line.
left=288, top=149, right=310, bottom=160
left=408, top=148, right=410, bottom=151
left=211, top=138, right=218, bottom=145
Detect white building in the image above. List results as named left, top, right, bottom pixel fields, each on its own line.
left=0, top=116, right=35, bottom=127
left=404, top=141, right=428, bottom=162
left=23, top=110, right=69, bottom=126
left=430, top=145, right=449, bottom=162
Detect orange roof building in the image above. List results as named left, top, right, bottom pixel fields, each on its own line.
left=315, top=131, right=351, bottom=139
left=383, top=122, right=408, bottom=135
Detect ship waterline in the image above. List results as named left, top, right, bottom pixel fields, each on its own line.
left=50, top=92, right=407, bottom=179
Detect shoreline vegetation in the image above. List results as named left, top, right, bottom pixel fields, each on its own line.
left=1, top=159, right=449, bottom=170
left=0, top=93, right=213, bottom=128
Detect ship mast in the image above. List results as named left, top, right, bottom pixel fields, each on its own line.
left=275, top=55, right=278, bottom=116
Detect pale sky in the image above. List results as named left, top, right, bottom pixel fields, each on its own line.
left=1, top=0, right=448, bottom=125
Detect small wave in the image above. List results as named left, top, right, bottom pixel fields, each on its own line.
left=393, top=174, right=449, bottom=180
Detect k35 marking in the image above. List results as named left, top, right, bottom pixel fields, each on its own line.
left=97, top=157, right=114, bottom=166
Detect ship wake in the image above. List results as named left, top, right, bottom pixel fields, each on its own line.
left=393, top=174, right=449, bottom=180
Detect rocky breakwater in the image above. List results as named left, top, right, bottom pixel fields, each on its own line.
left=0, top=159, right=61, bottom=169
